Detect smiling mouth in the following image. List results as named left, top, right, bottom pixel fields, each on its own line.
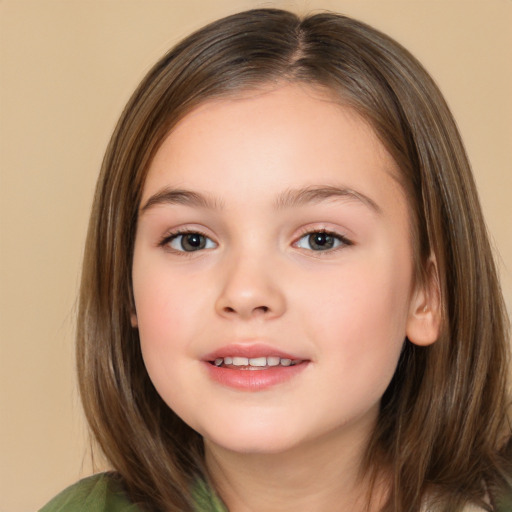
left=210, top=356, right=303, bottom=369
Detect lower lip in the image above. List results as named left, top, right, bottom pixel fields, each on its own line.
left=203, top=362, right=308, bottom=391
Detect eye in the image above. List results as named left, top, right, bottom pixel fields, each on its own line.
left=295, top=230, right=351, bottom=251
left=165, top=232, right=216, bottom=252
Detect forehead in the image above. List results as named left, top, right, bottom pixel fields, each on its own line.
left=143, top=84, right=403, bottom=205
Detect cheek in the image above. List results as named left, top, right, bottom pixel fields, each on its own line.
left=132, top=256, right=205, bottom=339
left=296, top=252, right=412, bottom=368
left=131, top=258, right=222, bottom=400
left=132, top=260, right=196, bottom=376
left=134, top=277, right=179, bottom=344
left=132, top=273, right=200, bottom=412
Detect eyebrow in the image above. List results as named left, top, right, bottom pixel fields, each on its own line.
left=273, top=185, right=381, bottom=213
left=140, top=185, right=381, bottom=214
left=140, top=188, right=224, bottom=212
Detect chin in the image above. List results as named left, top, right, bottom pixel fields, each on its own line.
left=202, top=422, right=305, bottom=455
left=209, top=436, right=301, bottom=456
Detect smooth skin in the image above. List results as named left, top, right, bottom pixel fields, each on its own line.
left=131, top=84, right=440, bottom=511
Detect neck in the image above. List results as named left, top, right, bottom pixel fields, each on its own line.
left=204, top=420, right=387, bottom=512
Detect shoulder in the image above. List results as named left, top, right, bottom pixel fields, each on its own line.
left=192, top=479, right=227, bottom=512
left=458, top=499, right=491, bottom=512
left=39, top=473, right=141, bottom=512
left=422, top=495, right=491, bottom=512
left=424, top=498, right=504, bottom=512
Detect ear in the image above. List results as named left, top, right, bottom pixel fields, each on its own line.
left=130, top=309, right=138, bottom=328
left=406, top=256, right=441, bottom=346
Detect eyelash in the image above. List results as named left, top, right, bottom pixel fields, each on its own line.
left=293, top=228, right=353, bottom=254
left=159, top=228, right=353, bottom=255
left=159, top=229, right=216, bottom=256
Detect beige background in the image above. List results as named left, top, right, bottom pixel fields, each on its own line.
left=1, top=1, right=510, bottom=510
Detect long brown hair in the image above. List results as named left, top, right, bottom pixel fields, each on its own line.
left=77, top=9, right=511, bottom=511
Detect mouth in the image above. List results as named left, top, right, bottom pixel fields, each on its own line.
left=209, top=356, right=303, bottom=370
left=203, top=345, right=309, bottom=391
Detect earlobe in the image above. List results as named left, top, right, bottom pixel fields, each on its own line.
left=130, top=310, right=138, bottom=328
left=406, top=257, right=442, bottom=347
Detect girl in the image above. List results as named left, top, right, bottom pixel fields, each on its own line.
left=41, top=8, right=511, bottom=512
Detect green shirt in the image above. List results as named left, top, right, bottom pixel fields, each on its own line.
left=39, top=473, right=227, bottom=512
left=40, top=473, right=512, bottom=511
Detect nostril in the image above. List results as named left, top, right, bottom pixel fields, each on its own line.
left=222, top=305, right=270, bottom=315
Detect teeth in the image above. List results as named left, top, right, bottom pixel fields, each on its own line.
left=212, top=356, right=299, bottom=368
left=249, top=357, right=267, bottom=367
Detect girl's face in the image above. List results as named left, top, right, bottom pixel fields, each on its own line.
left=132, top=84, right=435, bottom=456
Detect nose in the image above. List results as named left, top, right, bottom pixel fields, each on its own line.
left=214, top=252, right=286, bottom=320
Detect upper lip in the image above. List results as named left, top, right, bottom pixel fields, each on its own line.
left=202, top=343, right=305, bottom=362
